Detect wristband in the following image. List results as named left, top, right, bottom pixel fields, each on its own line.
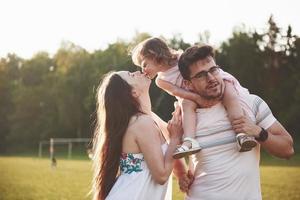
left=255, top=128, right=268, bottom=142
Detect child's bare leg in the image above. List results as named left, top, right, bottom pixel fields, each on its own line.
left=173, top=99, right=201, bottom=159
left=182, top=99, right=197, bottom=148
left=223, top=81, right=243, bottom=121
left=223, top=81, right=257, bottom=152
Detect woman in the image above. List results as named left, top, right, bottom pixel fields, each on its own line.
left=92, top=70, right=182, bottom=200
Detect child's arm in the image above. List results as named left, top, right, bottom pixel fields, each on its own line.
left=156, top=78, right=199, bottom=102
left=156, top=78, right=198, bottom=139
left=156, top=78, right=218, bottom=107
left=223, top=81, right=244, bottom=121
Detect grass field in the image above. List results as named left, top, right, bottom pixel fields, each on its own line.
left=0, top=155, right=300, bottom=200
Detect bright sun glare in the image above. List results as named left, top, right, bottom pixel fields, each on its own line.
left=0, top=0, right=299, bottom=58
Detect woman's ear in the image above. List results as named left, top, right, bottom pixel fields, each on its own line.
left=131, top=88, right=140, bottom=98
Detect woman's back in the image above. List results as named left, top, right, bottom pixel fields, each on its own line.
left=122, top=114, right=166, bottom=154
left=106, top=114, right=171, bottom=200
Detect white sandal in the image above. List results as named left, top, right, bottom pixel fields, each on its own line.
left=236, top=133, right=257, bottom=152
left=173, top=137, right=202, bottom=159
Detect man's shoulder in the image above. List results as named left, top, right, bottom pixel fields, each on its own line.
left=244, top=94, right=265, bottom=113
left=243, top=94, right=274, bottom=121
left=245, top=94, right=262, bottom=102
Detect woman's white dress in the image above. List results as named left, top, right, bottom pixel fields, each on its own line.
left=106, top=143, right=172, bottom=200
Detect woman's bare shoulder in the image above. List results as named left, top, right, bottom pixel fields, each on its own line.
left=128, top=114, right=159, bottom=136
left=129, top=114, right=156, bottom=128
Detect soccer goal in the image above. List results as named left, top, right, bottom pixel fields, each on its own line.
left=38, top=138, right=91, bottom=159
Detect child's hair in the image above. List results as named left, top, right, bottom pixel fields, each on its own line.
left=131, top=37, right=179, bottom=67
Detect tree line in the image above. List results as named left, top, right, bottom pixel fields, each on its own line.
left=0, top=16, right=299, bottom=153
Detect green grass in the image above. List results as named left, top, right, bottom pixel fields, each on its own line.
left=0, top=157, right=92, bottom=200
left=0, top=156, right=300, bottom=200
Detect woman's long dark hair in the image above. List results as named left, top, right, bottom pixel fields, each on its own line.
left=92, top=71, right=141, bottom=200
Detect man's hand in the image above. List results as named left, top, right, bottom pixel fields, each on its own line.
left=178, top=170, right=194, bottom=193
left=232, top=115, right=261, bottom=137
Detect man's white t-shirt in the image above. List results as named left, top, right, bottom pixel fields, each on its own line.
left=186, top=94, right=276, bottom=200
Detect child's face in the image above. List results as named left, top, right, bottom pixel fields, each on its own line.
left=140, top=57, right=161, bottom=79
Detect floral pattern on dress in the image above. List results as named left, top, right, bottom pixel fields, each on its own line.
left=120, top=153, right=144, bottom=174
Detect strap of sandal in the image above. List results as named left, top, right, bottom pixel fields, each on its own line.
left=175, top=145, right=189, bottom=153
left=182, top=137, right=199, bottom=148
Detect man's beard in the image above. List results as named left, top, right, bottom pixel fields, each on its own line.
left=199, top=82, right=224, bottom=100
left=200, top=91, right=222, bottom=100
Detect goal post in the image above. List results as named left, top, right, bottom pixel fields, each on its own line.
left=38, top=140, right=50, bottom=158
left=38, top=138, right=91, bottom=159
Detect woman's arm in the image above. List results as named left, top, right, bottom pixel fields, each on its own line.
left=135, top=111, right=182, bottom=184
left=151, top=106, right=189, bottom=186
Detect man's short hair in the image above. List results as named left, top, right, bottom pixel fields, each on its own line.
left=178, top=45, right=215, bottom=80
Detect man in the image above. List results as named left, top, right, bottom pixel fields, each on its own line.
left=175, top=45, right=294, bottom=200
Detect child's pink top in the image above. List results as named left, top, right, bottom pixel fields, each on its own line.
left=156, top=64, right=185, bottom=88
left=220, top=69, right=250, bottom=97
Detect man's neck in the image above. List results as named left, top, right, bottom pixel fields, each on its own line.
left=200, top=98, right=221, bottom=108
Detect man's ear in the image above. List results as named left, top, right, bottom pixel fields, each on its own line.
left=183, top=80, right=194, bottom=91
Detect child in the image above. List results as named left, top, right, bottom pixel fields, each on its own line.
left=51, top=156, right=57, bottom=168
left=131, top=37, right=257, bottom=159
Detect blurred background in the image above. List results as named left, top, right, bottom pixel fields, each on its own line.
left=0, top=0, right=299, bottom=199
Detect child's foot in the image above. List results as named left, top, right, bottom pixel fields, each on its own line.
left=173, top=137, right=202, bottom=159
left=236, top=133, right=257, bottom=152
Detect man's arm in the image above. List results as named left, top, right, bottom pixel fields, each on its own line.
left=261, top=121, right=294, bottom=159
left=173, top=159, right=188, bottom=178
left=232, top=116, right=294, bottom=159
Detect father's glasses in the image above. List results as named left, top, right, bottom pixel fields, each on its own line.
left=190, top=66, right=221, bottom=81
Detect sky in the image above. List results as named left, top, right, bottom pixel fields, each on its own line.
left=0, top=0, right=299, bottom=58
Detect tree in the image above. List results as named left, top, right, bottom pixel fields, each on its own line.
left=6, top=53, right=58, bottom=150
left=217, top=29, right=264, bottom=96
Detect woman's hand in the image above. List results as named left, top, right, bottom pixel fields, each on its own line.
left=167, top=102, right=183, bottom=143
